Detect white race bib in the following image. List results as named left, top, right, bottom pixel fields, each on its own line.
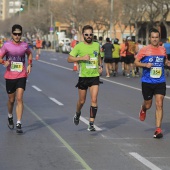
left=10, top=62, right=23, bottom=72
left=150, top=67, right=162, bottom=78
left=86, top=58, right=97, bottom=69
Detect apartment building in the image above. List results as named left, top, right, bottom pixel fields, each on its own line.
left=0, top=0, right=22, bottom=20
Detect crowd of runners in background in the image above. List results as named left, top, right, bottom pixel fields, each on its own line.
left=89, top=35, right=170, bottom=78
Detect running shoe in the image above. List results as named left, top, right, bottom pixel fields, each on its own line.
left=139, top=106, right=146, bottom=121
left=8, top=117, right=14, bottom=130
left=113, top=71, right=116, bottom=77
left=16, top=123, right=23, bottom=134
left=153, top=128, right=163, bottom=139
left=87, top=125, right=96, bottom=131
left=126, top=74, right=130, bottom=78
left=132, top=70, right=135, bottom=77
left=73, top=112, right=81, bottom=125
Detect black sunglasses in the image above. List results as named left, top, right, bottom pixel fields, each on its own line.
left=84, top=33, right=93, bottom=37
left=13, top=33, right=22, bottom=36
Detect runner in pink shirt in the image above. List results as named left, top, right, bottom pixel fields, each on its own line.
left=0, top=24, right=33, bottom=134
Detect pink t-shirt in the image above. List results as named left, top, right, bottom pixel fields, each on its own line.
left=0, top=40, right=31, bottom=79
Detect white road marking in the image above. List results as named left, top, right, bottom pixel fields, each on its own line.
left=37, top=60, right=170, bottom=133
left=80, top=116, right=102, bottom=131
left=32, top=85, right=42, bottom=92
left=100, top=78, right=170, bottom=100
left=129, top=152, right=162, bottom=170
left=166, top=85, right=170, bottom=88
left=37, top=59, right=170, bottom=100
left=50, top=58, right=58, bottom=61
left=38, top=60, right=72, bottom=71
left=49, top=97, right=64, bottom=106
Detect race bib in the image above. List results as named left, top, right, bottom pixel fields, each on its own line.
left=10, top=62, right=23, bottom=72
left=86, top=58, right=97, bottom=69
left=150, top=67, right=162, bottom=78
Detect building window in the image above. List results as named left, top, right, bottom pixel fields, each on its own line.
left=9, top=8, right=14, bottom=13
left=9, top=2, right=14, bottom=6
left=15, top=1, right=20, bottom=6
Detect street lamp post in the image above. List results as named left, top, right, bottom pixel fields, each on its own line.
left=110, top=0, right=114, bottom=39
left=38, top=0, right=40, bottom=12
left=50, top=12, right=54, bottom=48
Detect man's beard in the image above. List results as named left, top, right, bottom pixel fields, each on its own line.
left=84, top=37, right=92, bottom=44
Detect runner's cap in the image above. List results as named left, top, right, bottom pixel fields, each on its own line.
left=12, top=24, right=22, bottom=33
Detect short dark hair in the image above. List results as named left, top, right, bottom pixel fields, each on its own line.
left=93, top=35, right=97, bottom=40
left=149, top=28, right=160, bottom=37
left=12, top=24, right=22, bottom=33
left=99, top=36, right=103, bottom=41
left=82, top=25, right=93, bottom=34
left=114, top=38, right=119, bottom=44
left=137, top=40, right=141, bottom=43
left=106, top=37, right=110, bottom=42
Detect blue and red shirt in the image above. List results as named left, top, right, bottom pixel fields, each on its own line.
left=136, top=45, right=167, bottom=84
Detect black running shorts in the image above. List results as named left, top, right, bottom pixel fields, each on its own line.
left=104, top=58, right=113, bottom=63
left=76, top=77, right=100, bottom=90
left=142, top=82, right=166, bottom=100
left=6, top=77, right=27, bottom=94
left=124, top=55, right=135, bottom=64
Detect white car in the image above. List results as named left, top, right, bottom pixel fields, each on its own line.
left=56, top=38, right=71, bottom=53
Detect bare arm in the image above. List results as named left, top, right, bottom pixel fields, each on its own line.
left=67, top=55, right=90, bottom=63
left=165, top=58, right=170, bottom=67
left=27, top=52, right=33, bottom=74
left=0, top=55, right=10, bottom=67
left=134, top=57, right=153, bottom=68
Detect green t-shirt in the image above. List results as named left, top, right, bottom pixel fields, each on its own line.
left=70, top=42, right=100, bottom=77
left=112, top=44, right=120, bottom=58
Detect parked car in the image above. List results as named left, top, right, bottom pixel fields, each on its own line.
left=56, top=38, right=71, bottom=53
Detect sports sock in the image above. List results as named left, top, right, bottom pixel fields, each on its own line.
left=17, top=120, right=21, bottom=124
left=8, top=113, right=13, bottom=118
left=89, top=121, right=94, bottom=126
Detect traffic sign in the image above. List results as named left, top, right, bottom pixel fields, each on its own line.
left=55, top=22, right=60, bottom=27
left=71, top=29, right=76, bottom=35
left=49, top=27, right=54, bottom=33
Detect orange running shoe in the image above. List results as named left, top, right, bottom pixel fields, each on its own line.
left=139, top=106, right=146, bottom=121
left=153, top=128, right=163, bottom=139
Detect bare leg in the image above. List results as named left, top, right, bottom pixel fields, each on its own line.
left=155, top=94, right=164, bottom=128
left=16, top=88, right=24, bottom=122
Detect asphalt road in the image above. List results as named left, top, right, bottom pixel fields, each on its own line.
left=0, top=49, right=170, bottom=170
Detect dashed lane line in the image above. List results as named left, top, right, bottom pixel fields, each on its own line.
left=129, top=152, right=162, bottom=170
left=49, top=97, right=64, bottom=106
left=32, top=85, right=42, bottom=92
left=38, top=59, right=170, bottom=100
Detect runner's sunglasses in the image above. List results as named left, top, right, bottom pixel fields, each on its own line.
left=13, top=33, right=22, bottom=36
left=84, top=33, right=93, bottom=37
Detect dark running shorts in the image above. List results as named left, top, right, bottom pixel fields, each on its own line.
left=76, top=77, right=100, bottom=90
left=104, top=58, right=113, bottom=63
left=112, top=58, right=120, bottom=63
left=120, top=56, right=126, bottom=62
left=6, top=77, right=27, bottom=94
left=124, top=55, right=135, bottom=64
left=142, top=82, right=166, bottom=100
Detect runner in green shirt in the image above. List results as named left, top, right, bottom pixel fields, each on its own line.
left=67, top=25, right=102, bottom=131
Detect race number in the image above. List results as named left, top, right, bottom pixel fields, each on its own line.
left=11, top=62, right=23, bottom=72
left=86, top=58, right=97, bottom=69
left=150, top=67, right=162, bottom=78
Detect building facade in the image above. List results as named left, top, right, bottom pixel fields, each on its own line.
left=0, top=0, right=22, bottom=20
